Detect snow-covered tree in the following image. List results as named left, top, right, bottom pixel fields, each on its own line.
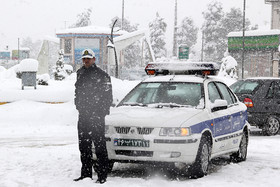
left=149, top=12, right=167, bottom=60
left=177, top=17, right=198, bottom=48
left=53, top=49, right=67, bottom=80
left=202, top=2, right=252, bottom=62
left=110, top=16, right=138, bottom=32
left=71, top=8, right=92, bottom=28
left=202, top=1, right=225, bottom=62
left=109, top=17, right=141, bottom=68
left=218, top=53, right=238, bottom=79
left=222, top=7, right=251, bottom=36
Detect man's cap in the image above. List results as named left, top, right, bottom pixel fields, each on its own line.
left=81, top=49, right=95, bottom=59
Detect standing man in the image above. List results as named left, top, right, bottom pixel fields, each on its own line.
left=74, top=49, right=113, bottom=184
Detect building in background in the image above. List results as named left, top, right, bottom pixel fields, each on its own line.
left=265, top=0, right=280, bottom=29
left=56, top=25, right=155, bottom=78
left=56, top=26, right=123, bottom=72
left=226, top=1, right=280, bottom=78
left=11, top=48, right=30, bottom=60
left=228, top=30, right=280, bottom=78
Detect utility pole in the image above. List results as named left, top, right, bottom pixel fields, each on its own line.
left=122, top=0, right=124, bottom=30
left=18, top=38, right=20, bottom=64
left=201, top=31, right=204, bottom=62
left=242, top=0, right=246, bottom=79
left=172, top=0, right=178, bottom=57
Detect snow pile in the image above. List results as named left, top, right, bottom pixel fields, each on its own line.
left=111, top=77, right=140, bottom=104
left=0, top=64, right=20, bottom=80
left=0, top=66, right=6, bottom=79
left=218, top=55, right=238, bottom=86
left=19, top=58, right=38, bottom=72
left=0, top=65, right=139, bottom=103
left=0, top=65, right=6, bottom=72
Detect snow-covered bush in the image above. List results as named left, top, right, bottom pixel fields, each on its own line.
left=37, top=74, right=50, bottom=86
left=218, top=55, right=238, bottom=79
left=53, top=49, right=73, bottom=80
left=63, top=64, right=73, bottom=75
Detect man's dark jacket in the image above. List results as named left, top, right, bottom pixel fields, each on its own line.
left=75, top=64, right=113, bottom=117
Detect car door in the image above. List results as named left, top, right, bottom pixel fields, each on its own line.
left=208, top=82, right=232, bottom=154
left=215, top=82, right=244, bottom=149
left=265, top=80, right=280, bottom=117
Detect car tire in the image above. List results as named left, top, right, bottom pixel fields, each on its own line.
left=230, top=131, right=248, bottom=162
left=189, top=136, right=211, bottom=178
left=263, top=116, right=280, bottom=136
left=93, top=160, right=114, bottom=174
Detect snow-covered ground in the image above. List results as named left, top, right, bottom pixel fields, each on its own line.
left=0, top=70, right=280, bottom=187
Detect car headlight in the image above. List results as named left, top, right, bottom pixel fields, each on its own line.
left=159, top=127, right=191, bottom=136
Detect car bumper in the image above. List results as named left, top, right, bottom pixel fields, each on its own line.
left=93, top=135, right=201, bottom=165
left=247, top=112, right=267, bottom=127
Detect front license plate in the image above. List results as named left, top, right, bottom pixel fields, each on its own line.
left=114, top=139, right=150, bottom=147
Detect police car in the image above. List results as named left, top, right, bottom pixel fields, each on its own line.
left=99, top=61, right=249, bottom=178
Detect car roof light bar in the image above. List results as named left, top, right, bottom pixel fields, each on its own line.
left=145, top=61, right=220, bottom=76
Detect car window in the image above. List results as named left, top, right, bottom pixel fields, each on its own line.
left=216, top=82, right=234, bottom=105
left=230, top=80, right=260, bottom=94
left=228, top=88, right=238, bottom=103
left=208, top=82, right=222, bottom=103
left=275, top=82, right=280, bottom=99
left=267, top=82, right=274, bottom=98
left=267, top=81, right=280, bottom=99
left=119, top=82, right=204, bottom=107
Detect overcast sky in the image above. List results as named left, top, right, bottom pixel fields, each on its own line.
left=0, top=0, right=271, bottom=50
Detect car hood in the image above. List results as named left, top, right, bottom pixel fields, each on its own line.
left=106, top=106, right=203, bottom=128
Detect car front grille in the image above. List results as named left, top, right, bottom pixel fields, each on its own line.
left=115, top=150, right=153, bottom=157
left=137, top=127, right=154, bottom=135
left=115, top=127, right=154, bottom=135
left=115, top=127, right=131, bottom=134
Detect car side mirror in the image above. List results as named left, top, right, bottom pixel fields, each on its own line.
left=211, top=99, right=228, bottom=112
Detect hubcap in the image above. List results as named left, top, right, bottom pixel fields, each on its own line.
left=201, top=144, right=209, bottom=173
left=268, top=118, right=280, bottom=134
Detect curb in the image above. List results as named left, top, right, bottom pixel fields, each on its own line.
left=0, top=101, right=67, bottom=105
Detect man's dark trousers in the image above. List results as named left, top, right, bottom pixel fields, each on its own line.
left=77, top=112, right=109, bottom=180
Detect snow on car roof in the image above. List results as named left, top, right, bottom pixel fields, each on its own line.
left=145, top=60, right=220, bottom=77
left=142, top=75, right=205, bottom=83
left=146, top=60, right=219, bottom=71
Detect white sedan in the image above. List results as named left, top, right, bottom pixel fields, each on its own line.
left=99, top=62, right=249, bottom=178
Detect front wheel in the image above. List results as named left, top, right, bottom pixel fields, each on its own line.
left=189, top=136, right=211, bottom=178
left=263, top=116, right=280, bottom=136
left=230, top=132, right=248, bottom=162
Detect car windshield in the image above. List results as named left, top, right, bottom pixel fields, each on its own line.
left=230, top=80, right=261, bottom=94
left=119, top=82, right=204, bottom=108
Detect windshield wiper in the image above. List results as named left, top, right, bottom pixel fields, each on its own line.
left=153, top=103, right=190, bottom=108
left=122, top=102, right=147, bottom=107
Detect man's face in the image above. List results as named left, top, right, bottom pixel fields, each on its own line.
left=82, top=58, right=95, bottom=68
